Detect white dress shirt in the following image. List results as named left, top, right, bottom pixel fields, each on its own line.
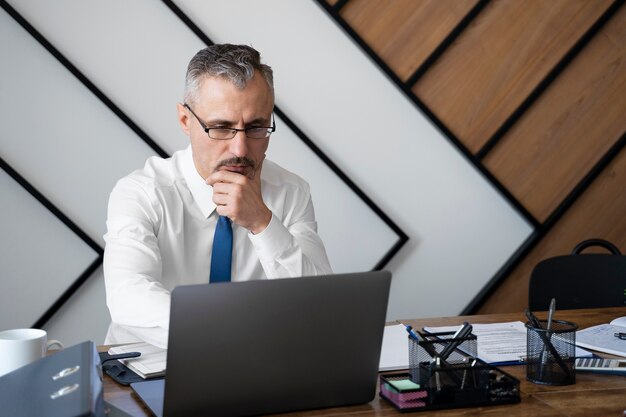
left=103, top=146, right=332, bottom=347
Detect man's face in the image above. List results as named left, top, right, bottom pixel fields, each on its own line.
left=177, top=74, right=274, bottom=180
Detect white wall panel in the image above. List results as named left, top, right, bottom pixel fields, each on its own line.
left=0, top=5, right=153, bottom=342
left=0, top=169, right=98, bottom=330
left=43, top=268, right=109, bottom=347
left=6, top=0, right=198, bottom=155
left=175, top=0, right=534, bottom=318
left=269, top=115, right=398, bottom=271
left=0, top=7, right=157, bottom=245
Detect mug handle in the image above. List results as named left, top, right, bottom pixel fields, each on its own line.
left=47, top=340, right=64, bottom=350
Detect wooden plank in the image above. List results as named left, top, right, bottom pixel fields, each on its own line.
left=340, top=0, right=478, bottom=81
left=477, top=146, right=626, bottom=314
left=484, top=6, right=626, bottom=221
left=412, top=0, right=613, bottom=153
left=534, top=388, right=626, bottom=417
left=404, top=307, right=626, bottom=336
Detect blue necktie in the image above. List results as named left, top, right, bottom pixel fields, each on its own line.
left=210, top=216, right=233, bottom=283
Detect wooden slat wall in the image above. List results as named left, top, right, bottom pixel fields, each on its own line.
left=324, top=0, right=626, bottom=313
left=412, top=0, right=613, bottom=153
left=341, top=0, right=478, bottom=81
left=478, top=145, right=626, bottom=313
left=478, top=6, right=626, bottom=313
left=484, top=7, right=626, bottom=222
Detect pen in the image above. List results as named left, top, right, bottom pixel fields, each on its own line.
left=404, top=324, right=442, bottom=360
left=524, top=308, right=542, bottom=329
left=404, top=325, right=420, bottom=341
left=439, top=322, right=473, bottom=362
left=99, top=351, right=141, bottom=365
left=405, top=324, right=441, bottom=386
left=546, top=298, right=556, bottom=333
left=540, top=299, right=556, bottom=377
left=525, top=307, right=571, bottom=380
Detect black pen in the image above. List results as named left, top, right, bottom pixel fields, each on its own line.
left=439, top=322, right=473, bottom=362
left=525, top=307, right=571, bottom=379
left=524, top=308, right=542, bottom=329
left=405, top=324, right=441, bottom=362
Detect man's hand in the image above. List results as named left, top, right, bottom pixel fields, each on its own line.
left=205, top=158, right=271, bottom=234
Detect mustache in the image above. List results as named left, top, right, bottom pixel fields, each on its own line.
left=215, top=156, right=256, bottom=170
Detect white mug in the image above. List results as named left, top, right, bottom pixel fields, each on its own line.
left=0, top=328, right=64, bottom=377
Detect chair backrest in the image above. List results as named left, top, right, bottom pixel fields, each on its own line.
left=528, top=239, right=626, bottom=311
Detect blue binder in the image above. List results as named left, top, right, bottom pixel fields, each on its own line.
left=0, top=341, right=104, bottom=417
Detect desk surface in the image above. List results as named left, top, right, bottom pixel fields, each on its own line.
left=103, top=306, right=626, bottom=417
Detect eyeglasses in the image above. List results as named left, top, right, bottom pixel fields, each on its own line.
left=184, top=103, right=275, bottom=140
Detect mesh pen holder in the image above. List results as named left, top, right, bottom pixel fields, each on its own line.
left=409, top=331, right=478, bottom=388
left=525, top=319, right=577, bottom=386
left=381, top=331, right=520, bottom=411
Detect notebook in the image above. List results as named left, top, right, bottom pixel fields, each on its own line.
left=108, top=342, right=166, bottom=379
left=577, top=316, right=626, bottom=357
left=131, top=271, right=391, bottom=417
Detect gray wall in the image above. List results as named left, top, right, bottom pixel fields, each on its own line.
left=0, top=0, right=531, bottom=346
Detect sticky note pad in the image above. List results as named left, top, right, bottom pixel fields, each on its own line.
left=388, top=379, right=421, bottom=391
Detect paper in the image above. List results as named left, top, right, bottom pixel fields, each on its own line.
left=108, top=342, right=167, bottom=379
left=388, top=379, right=421, bottom=391
left=576, top=322, right=626, bottom=357
left=612, top=317, right=626, bottom=327
left=379, top=324, right=409, bottom=371
left=425, top=321, right=592, bottom=364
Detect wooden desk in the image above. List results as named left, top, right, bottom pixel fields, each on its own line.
left=104, top=307, right=626, bottom=417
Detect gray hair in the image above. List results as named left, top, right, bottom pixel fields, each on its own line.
left=184, top=44, right=274, bottom=105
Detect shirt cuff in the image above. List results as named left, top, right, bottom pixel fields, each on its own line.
left=248, top=213, right=293, bottom=264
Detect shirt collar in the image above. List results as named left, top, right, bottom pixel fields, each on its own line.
left=181, top=145, right=216, bottom=218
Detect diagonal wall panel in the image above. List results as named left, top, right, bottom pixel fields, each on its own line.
left=0, top=168, right=98, bottom=330
left=0, top=6, right=157, bottom=245
left=340, top=0, right=479, bottom=82
left=412, top=0, right=614, bottom=153
left=484, top=6, right=626, bottom=222
left=42, top=268, right=111, bottom=347
left=0, top=3, right=155, bottom=342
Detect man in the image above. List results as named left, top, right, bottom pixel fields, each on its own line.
left=103, top=44, right=332, bottom=348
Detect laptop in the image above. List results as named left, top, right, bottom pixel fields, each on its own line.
left=131, top=271, right=391, bottom=417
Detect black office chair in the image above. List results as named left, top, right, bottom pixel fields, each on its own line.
left=528, top=239, right=626, bottom=311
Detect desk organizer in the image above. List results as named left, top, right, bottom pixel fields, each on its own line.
left=380, top=331, right=520, bottom=412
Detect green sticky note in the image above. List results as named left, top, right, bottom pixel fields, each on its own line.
left=388, top=379, right=421, bottom=391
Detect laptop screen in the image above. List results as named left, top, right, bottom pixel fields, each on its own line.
left=158, top=271, right=391, bottom=417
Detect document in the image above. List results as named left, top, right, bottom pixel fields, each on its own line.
left=576, top=316, right=626, bottom=357
left=424, top=321, right=592, bottom=365
left=108, top=342, right=167, bottom=379
left=379, top=324, right=409, bottom=371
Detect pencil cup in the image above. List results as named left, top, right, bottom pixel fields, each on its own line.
left=525, top=320, right=577, bottom=386
left=408, top=332, right=477, bottom=388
